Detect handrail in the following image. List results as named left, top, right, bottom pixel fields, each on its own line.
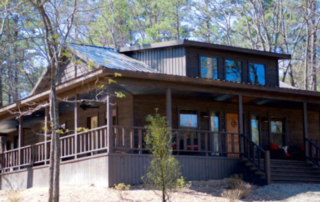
left=305, top=138, right=320, bottom=167
left=0, top=125, right=242, bottom=173
left=240, top=134, right=271, bottom=185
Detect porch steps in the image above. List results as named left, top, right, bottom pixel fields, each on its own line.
left=243, top=159, right=320, bottom=184
left=270, top=160, right=320, bottom=183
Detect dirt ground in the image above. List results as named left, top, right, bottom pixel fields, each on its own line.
left=1, top=180, right=320, bottom=202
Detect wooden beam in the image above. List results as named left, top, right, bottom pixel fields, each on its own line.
left=74, top=94, right=79, bottom=158
left=107, top=85, right=114, bottom=153
left=166, top=88, right=172, bottom=128
left=112, top=76, right=320, bottom=104
left=18, top=116, right=23, bottom=167
left=44, top=106, right=49, bottom=164
left=303, top=102, right=309, bottom=158
left=238, top=95, right=244, bottom=154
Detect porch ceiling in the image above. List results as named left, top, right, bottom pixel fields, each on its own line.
left=118, top=84, right=314, bottom=110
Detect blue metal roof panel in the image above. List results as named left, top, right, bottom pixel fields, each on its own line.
left=70, top=44, right=158, bottom=73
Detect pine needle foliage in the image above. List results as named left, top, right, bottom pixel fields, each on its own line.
left=143, top=112, right=182, bottom=202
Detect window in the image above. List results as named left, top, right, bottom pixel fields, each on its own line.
left=225, top=60, right=242, bottom=82
left=210, top=111, right=220, bottom=155
left=250, top=115, right=260, bottom=145
left=88, top=116, right=98, bottom=129
left=270, top=118, right=286, bottom=147
left=200, top=56, right=218, bottom=79
left=179, top=109, right=198, bottom=128
left=249, top=63, right=266, bottom=85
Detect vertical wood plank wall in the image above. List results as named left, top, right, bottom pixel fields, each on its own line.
left=133, top=95, right=320, bottom=148
left=108, top=154, right=240, bottom=186
left=129, top=47, right=187, bottom=76
left=1, top=154, right=239, bottom=190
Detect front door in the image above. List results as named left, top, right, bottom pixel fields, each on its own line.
left=226, top=113, right=239, bottom=157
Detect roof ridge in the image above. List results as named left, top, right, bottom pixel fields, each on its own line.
left=70, top=43, right=114, bottom=50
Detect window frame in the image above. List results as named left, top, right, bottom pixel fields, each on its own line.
left=249, top=113, right=262, bottom=146
left=248, top=62, right=267, bottom=85
left=178, top=107, right=200, bottom=130
left=224, top=58, right=243, bottom=82
left=198, top=55, right=219, bottom=80
left=269, top=116, right=287, bottom=147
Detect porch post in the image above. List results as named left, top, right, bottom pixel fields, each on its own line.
left=107, top=85, right=114, bottom=153
left=166, top=87, right=172, bottom=128
left=238, top=95, right=244, bottom=155
left=303, top=101, right=309, bottom=158
left=44, top=106, right=49, bottom=164
left=74, top=94, right=79, bottom=159
left=18, top=116, right=23, bottom=168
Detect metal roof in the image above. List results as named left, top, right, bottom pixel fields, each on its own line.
left=69, top=44, right=158, bottom=73
left=119, top=39, right=291, bottom=59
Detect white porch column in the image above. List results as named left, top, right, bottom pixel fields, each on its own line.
left=18, top=116, right=23, bottom=167
left=44, top=106, right=49, bottom=164
left=107, top=85, right=114, bottom=153
left=74, top=94, right=79, bottom=159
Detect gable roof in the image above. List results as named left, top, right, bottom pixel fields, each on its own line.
left=30, top=44, right=158, bottom=96
left=69, top=44, right=158, bottom=73
left=119, top=39, right=291, bottom=60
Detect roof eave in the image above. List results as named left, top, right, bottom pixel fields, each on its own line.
left=119, top=39, right=291, bottom=60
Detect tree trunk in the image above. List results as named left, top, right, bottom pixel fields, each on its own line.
left=304, top=1, right=310, bottom=90
left=309, top=0, right=317, bottom=91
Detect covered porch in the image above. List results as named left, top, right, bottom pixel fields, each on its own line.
left=1, top=72, right=320, bottom=186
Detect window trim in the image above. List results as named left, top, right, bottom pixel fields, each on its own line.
left=198, top=55, right=219, bottom=80
left=224, top=58, right=243, bottom=82
left=248, top=62, right=267, bottom=85
left=249, top=113, right=262, bottom=146
left=269, top=116, right=288, bottom=146
left=178, top=107, right=200, bottom=130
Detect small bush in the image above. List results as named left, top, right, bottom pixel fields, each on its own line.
left=226, top=174, right=243, bottom=189
left=222, top=189, right=241, bottom=202
left=175, top=176, right=192, bottom=191
left=114, top=183, right=130, bottom=202
left=222, top=174, right=252, bottom=201
left=6, top=190, right=21, bottom=202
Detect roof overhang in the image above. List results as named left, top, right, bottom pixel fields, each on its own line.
left=1, top=67, right=319, bottom=119
left=119, top=39, right=291, bottom=60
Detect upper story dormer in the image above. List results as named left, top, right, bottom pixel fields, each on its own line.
left=120, top=40, right=291, bottom=87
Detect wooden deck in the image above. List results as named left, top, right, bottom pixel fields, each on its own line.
left=0, top=125, right=241, bottom=173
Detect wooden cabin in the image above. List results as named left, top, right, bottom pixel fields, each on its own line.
left=1, top=40, right=320, bottom=190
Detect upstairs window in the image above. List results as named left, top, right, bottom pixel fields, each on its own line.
left=249, top=63, right=266, bottom=85
left=225, top=60, right=242, bottom=82
left=200, top=56, right=218, bottom=79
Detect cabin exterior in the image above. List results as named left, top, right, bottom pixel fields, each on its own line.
left=1, top=40, right=320, bottom=190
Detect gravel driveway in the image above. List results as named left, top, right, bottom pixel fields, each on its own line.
left=1, top=180, right=320, bottom=202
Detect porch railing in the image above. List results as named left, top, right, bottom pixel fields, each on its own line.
left=240, top=134, right=271, bottom=184
left=0, top=125, right=241, bottom=173
left=305, top=138, right=320, bottom=167
left=113, top=126, right=240, bottom=156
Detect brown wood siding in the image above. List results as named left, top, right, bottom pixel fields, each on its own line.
left=58, top=95, right=133, bottom=132
left=185, top=47, right=279, bottom=87
left=133, top=95, right=320, bottom=148
left=108, top=153, right=240, bottom=185
left=129, top=47, right=186, bottom=76
left=33, top=58, right=91, bottom=95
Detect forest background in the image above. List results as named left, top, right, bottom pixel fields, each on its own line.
left=0, top=0, right=319, bottom=106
